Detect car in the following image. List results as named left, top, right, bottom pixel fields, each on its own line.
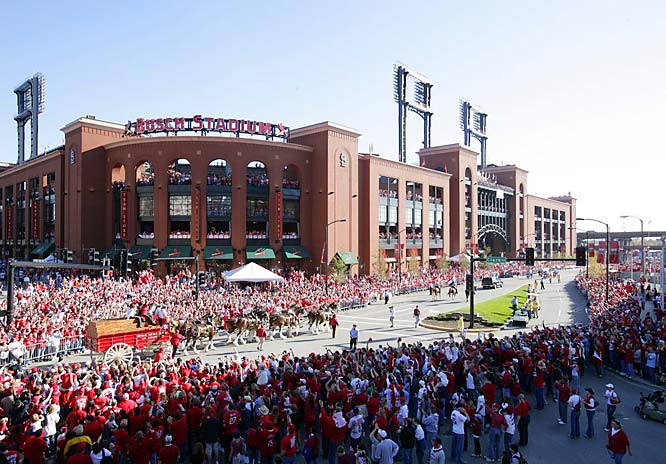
left=481, top=276, right=503, bottom=289
left=499, top=272, right=513, bottom=278
left=512, top=309, right=529, bottom=327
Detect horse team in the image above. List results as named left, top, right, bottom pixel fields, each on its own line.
left=174, top=304, right=338, bottom=353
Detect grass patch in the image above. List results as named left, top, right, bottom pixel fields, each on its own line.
left=470, top=285, right=530, bottom=324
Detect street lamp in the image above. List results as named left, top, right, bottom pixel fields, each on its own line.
left=325, top=218, right=347, bottom=295
left=577, top=218, right=610, bottom=303
left=620, top=215, right=645, bottom=277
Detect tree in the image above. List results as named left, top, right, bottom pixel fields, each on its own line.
left=329, top=256, right=348, bottom=282
left=373, top=249, right=389, bottom=278
left=435, top=252, right=450, bottom=272
left=406, top=249, right=420, bottom=274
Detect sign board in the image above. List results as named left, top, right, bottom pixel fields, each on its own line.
left=486, top=256, right=507, bottom=264
left=126, top=115, right=290, bottom=140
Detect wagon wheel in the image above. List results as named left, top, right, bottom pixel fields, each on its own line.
left=104, top=343, right=134, bottom=366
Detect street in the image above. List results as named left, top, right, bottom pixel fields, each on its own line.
left=56, top=270, right=664, bottom=463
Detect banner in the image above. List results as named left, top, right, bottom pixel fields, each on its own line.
left=31, top=199, right=40, bottom=240
left=120, top=190, right=129, bottom=240
left=609, top=240, right=620, bottom=265
left=394, top=243, right=404, bottom=261
left=588, top=242, right=595, bottom=258
left=597, top=241, right=606, bottom=264
left=5, top=205, right=13, bottom=241
left=275, top=190, right=282, bottom=240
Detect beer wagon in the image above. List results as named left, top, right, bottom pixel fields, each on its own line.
left=85, top=319, right=171, bottom=365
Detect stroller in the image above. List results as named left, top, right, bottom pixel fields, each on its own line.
left=634, top=390, right=666, bottom=425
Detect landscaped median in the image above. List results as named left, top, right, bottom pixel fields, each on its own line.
left=420, top=284, right=531, bottom=331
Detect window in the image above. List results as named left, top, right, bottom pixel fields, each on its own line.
left=560, top=211, right=565, bottom=221
left=207, top=195, right=231, bottom=217
left=247, top=198, right=268, bottom=218
left=139, top=197, right=154, bottom=217
left=414, top=208, right=422, bottom=226
left=388, top=206, right=398, bottom=224
left=283, top=200, right=299, bottom=219
left=169, top=195, right=191, bottom=216
left=379, top=207, right=387, bottom=223
left=405, top=207, right=413, bottom=224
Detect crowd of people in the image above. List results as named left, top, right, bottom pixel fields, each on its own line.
left=0, top=261, right=662, bottom=464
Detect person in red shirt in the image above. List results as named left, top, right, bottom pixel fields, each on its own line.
left=82, top=416, right=103, bottom=443
left=259, top=422, right=278, bottom=462
left=279, top=424, right=298, bottom=464
left=607, top=420, right=632, bottom=463
left=128, top=431, right=152, bottom=464
left=222, top=405, right=241, bottom=458
left=329, top=316, right=339, bottom=338
left=158, top=435, right=180, bottom=464
left=557, top=379, right=570, bottom=425
left=514, top=394, right=531, bottom=446
left=170, top=330, right=183, bottom=358
left=67, top=443, right=93, bottom=464
left=168, top=412, right=188, bottom=459
left=23, top=430, right=48, bottom=464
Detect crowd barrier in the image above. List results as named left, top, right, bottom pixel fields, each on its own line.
left=1, top=335, right=85, bottom=366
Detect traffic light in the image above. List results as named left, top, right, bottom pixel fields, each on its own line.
left=93, top=250, right=100, bottom=265
left=150, top=248, right=159, bottom=267
left=88, top=248, right=94, bottom=264
left=575, top=246, right=587, bottom=267
left=65, top=249, right=74, bottom=264
left=525, top=247, right=535, bottom=266
left=465, top=274, right=474, bottom=291
left=120, top=249, right=131, bottom=278
left=197, top=271, right=206, bottom=288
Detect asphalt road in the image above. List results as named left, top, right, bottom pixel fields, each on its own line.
left=56, top=270, right=665, bottom=463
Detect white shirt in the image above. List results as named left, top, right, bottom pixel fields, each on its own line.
left=605, top=389, right=618, bottom=406
left=504, top=413, right=516, bottom=435
left=451, top=410, right=467, bottom=434
left=568, top=394, right=581, bottom=409
left=466, top=372, right=475, bottom=390
left=414, top=424, right=425, bottom=441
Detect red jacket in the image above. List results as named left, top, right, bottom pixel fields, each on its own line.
left=320, top=409, right=346, bottom=444
left=607, top=429, right=630, bottom=455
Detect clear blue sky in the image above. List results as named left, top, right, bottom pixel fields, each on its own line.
left=1, top=0, right=664, bottom=232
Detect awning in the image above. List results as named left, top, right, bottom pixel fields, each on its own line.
left=246, top=246, right=275, bottom=260
left=128, top=245, right=152, bottom=261
left=282, top=245, right=310, bottom=259
left=335, top=251, right=358, bottom=265
left=102, top=245, right=124, bottom=259
left=159, top=245, right=192, bottom=260
left=204, top=245, right=234, bottom=260
left=31, top=242, right=55, bottom=258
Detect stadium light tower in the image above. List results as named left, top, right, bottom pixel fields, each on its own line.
left=14, top=73, right=46, bottom=164
left=393, top=63, right=433, bottom=164
left=459, top=99, right=488, bottom=167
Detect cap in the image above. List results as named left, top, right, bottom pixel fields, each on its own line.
left=432, top=438, right=442, bottom=446
left=606, top=384, right=614, bottom=389
left=165, top=435, right=173, bottom=443
left=571, top=388, right=578, bottom=394
left=378, top=429, right=387, bottom=438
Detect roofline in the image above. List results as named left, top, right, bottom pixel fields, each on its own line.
left=526, top=193, right=575, bottom=206
left=419, top=143, right=479, bottom=156
left=483, top=164, right=529, bottom=174
left=61, top=117, right=126, bottom=134
left=103, top=135, right=314, bottom=152
left=289, top=121, right=362, bottom=139
left=358, top=154, right=452, bottom=178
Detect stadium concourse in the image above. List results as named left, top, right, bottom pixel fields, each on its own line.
left=0, top=262, right=664, bottom=464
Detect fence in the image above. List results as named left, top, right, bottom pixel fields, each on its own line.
left=1, top=335, right=86, bottom=366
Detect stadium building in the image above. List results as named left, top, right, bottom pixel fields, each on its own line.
left=0, top=115, right=576, bottom=273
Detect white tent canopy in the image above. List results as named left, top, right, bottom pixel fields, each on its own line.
left=223, top=262, right=284, bottom=283
left=448, top=253, right=470, bottom=263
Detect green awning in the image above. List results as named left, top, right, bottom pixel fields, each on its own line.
left=102, top=245, right=124, bottom=259
left=283, top=245, right=310, bottom=259
left=31, top=242, right=55, bottom=258
left=128, top=245, right=152, bottom=261
left=204, top=245, right=233, bottom=260
left=159, top=245, right=192, bottom=260
left=246, top=246, right=275, bottom=260
left=335, top=251, right=358, bottom=265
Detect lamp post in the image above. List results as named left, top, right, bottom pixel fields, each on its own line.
left=325, top=218, right=347, bottom=295
left=577, top=217, right=610, bottom=303
left=620, top=215, right=645, bottom=278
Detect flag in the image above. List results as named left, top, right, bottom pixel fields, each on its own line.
left=420, top=159, right=426, bottom=167
left=444, top=164, right=448, bottom=173
left=320, top=240, right=326, bottom=264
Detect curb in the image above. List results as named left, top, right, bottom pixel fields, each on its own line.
left=603, top=367, right=661, bottom=391
left=419, top=320, right=499, bottom=333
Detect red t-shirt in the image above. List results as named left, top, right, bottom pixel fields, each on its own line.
left=223, top=410, right=241, bottom=436
left=158, top=444, right=180, bottom=464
